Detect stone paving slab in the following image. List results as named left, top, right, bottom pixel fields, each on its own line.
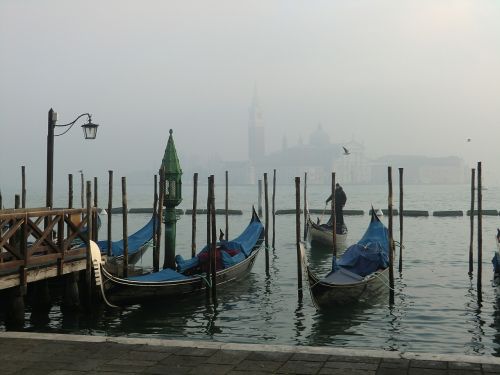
left=1, top=332, right=500, bottom=374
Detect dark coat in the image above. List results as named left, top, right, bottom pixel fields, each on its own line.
left=326, top=187, right=347, bottom=207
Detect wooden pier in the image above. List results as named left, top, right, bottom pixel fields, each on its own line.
left=0, top=206, right=98, bottom=324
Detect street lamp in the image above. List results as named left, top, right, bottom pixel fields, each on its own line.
left=46, top=108, right=99, bottom=209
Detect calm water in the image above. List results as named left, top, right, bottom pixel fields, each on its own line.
left=2, top=183, right=500, bottom=356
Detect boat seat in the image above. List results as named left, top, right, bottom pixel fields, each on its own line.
left=322, top=267, right=364, bottom=285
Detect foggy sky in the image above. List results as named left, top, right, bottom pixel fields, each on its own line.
left=1, top=0, right=500, bottom=189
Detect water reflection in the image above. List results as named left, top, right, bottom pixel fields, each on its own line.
left=492, top=285, right=500, bottom=356
left=307, top=302, right=374, bottom=346
left=294, top=301, right=306, bottom=342
left=465, top=275, right=485, bottom=354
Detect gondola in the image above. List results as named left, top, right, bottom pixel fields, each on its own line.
left=492, top=229, right=500, bottom=283
left=97, top=216, right=156, bottom=265
left=302, top=209, right=390, bottom=308
left=306, top=214, right=348, bottom=249
left=90, top=209, right=264, bottom=306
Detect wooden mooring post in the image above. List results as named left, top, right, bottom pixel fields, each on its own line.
left=272, top=169, right=276, bottom=249
left=388, top=167, right=395, bottom=305
left=192, top=172, right=198, bottom=258
left=21, top=166, right=26, bottom=208
left=331, top=173, right=337, bottom=259
left=85, top=181, right=93, bottom=307
left=225, top=170, right=229, bottom=239
left=207, top=177, right=211, bottom=249
left=258, top=179, right=263, bottom=217
left=206, top=176, right=211, bottom=302
left=67, top=174, right=73, bottom=238
left=209, top=175, right=217, bottom=305
left=80, top=170, right=84, bottom=209
left=152, top=174, right=158, bottom=271
left=264, top=173, right=269, bottom=276
left=295, top=177, right=303, bottom=301
left=398, top=167, right=404, bottom=273
left=469, top=168, right=475, bottom=275
left=107, top=171, right=113, bottom=257
left=122, top=177, right=129, bottom=278
left=303, top=172, right=307, bottom=241
left=68, top=174, right=73, bottom=208
left=93, top=177, right=98, bottom=242
left=477, top=162, right=483, bottom=301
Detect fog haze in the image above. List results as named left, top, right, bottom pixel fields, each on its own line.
left=1, top=0, right=499, bottom=189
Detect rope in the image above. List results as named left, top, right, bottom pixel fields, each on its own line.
left=370, top=271, right=396, bottom=291
left=199, top=274, right=212, bottom=288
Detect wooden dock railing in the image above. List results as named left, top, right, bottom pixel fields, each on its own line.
left=0, top=207, right=97, bottom=290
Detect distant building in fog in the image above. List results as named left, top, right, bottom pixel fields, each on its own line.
left=185, top=90, right=468, bottom=185
left=248, top=85, right=265, bottom=163
left=251, top=124, right=371, bottom=185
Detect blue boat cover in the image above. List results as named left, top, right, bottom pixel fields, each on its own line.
left=333, top=216, right=389, bottom=277
left=97, top=216, right=156, bottom=257
left=127, top=268, right=190, bottom=282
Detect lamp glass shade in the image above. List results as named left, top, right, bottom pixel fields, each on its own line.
left=82, top=121, right=99, bottom=139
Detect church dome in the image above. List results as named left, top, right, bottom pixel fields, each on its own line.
left=309, top=124, right=330, bottom=147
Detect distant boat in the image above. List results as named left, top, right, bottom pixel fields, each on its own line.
left=302, top=210, right=390, bottom=308
left=306, top=215, right=348, bottom=249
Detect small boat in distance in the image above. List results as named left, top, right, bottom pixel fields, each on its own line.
left=302, top=209, right=390, bottom=308
left=306, top=214, right=348, bottom=249
left=91, top=209, right=264, bottom=306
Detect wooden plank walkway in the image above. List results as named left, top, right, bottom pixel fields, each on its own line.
left=1, top=332, right=499, bottom=374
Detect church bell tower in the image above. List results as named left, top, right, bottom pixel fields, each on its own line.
left=248, top=85, right=265, bottom=162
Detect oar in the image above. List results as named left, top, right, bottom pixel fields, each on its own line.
left=319, top=203, right=327, bottom=224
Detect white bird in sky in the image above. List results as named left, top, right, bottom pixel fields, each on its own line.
left=342, top=146, right=350, bottom=155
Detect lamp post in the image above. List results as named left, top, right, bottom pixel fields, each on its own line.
left=161, top=129, right=182, bottom=269
left=46, top=108, right=99, bottom=210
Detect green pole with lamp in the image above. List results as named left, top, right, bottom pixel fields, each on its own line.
left=161, top=129, right=182, bottom=270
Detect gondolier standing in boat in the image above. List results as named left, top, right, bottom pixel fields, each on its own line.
left=326, top=183, right=347, bottom=227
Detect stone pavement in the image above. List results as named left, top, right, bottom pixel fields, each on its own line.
left=1, top=332, right=500, bottom=375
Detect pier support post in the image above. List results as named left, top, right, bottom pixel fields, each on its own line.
left=62, top=272, right=80, bottom=312
left=30, top=279, right=51, bottom=312
left=5, top=286, right=25, bottom=329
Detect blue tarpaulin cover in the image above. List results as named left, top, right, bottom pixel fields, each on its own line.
left=334, top=214, right=389, bottom=277
left=97, top=216, right=156, bottom=257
